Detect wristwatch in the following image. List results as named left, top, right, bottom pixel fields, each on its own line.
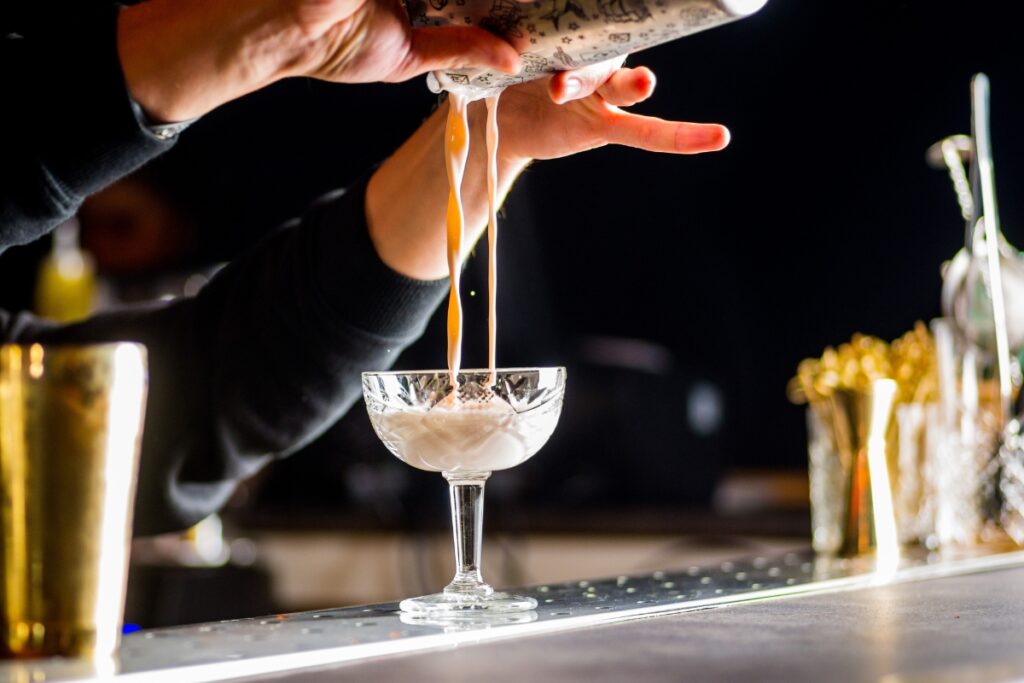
left=128, top=95, right=197, bottom=141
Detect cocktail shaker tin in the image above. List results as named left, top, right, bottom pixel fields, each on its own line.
left=407, top=0, right=768, bottom=95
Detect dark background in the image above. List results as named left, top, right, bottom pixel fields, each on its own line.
left=4, top=0, right=1024, bottom=527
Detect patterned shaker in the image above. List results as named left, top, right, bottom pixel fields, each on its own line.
left=406, top=0, right=769, bottom=95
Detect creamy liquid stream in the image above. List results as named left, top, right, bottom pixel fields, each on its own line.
left=374, top=91, right=556, bottom=474
left=444, top=92, right=502, bottom=391
left=484, top=95, right=500, bottom=385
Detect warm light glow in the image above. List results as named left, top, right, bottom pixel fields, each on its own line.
left=93, top=345, right=147, bottom=659
left=867, top=379, right=900, bottom=578
left=28, top=343, right=44, bottom=379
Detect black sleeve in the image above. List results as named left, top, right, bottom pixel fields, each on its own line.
left=0, top=5, right=173, bottom=251
left=1, top=181, right=449, bottom=535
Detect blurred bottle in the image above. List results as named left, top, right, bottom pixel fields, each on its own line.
left=34, top=218, right=97, bottom=322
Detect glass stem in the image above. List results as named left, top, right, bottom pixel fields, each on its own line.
left=443, top=471, right=492, bottom=596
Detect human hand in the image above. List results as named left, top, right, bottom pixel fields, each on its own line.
left=365, top=62, right=728, bottom=281
left=118, top=0, right=520, bottom=123
left=492, top=59, right=730, bottom=166
left=289, top=0, right=521, bottom=84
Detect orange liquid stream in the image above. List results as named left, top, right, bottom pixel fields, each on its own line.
left=444, top=93, right=502, bottom=393
left=445, top=94, right=470, bottom=389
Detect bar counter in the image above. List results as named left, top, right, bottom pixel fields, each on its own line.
left=3, top=548, right=1023, bottom=683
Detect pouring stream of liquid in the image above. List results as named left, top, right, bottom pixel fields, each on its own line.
left=444, top=94, right=470, bottom=389
left=485, top=95, right=500, bottom=385
left=444, top=92, right=503, bottom=395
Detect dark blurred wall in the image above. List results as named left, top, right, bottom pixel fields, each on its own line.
left=175, top=0, right=1024, bottom=471
left=3, top=0, right=1024, bottom=512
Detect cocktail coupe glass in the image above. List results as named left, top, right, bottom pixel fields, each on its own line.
left=362, top=367, right=566, bottom=614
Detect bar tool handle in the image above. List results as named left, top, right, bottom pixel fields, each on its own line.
left=971, top=73, right=1012, bottom=425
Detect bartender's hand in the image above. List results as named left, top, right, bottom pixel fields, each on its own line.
left=365, top=62, right=729, bottom=280
left=503, top=57, right=730, bottom=162
left=117, top=0, right=521, bottom=124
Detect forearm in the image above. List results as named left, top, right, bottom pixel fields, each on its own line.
left=2, top=182, right=447, bottom=535
left=365, top=98, right=531, bottom=281
left=117, top=0, right=313, bottom=123
left=0, top=6, right=174, bottom=250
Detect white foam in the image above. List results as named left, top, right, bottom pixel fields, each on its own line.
left=372, top=401, right=558, bottom=473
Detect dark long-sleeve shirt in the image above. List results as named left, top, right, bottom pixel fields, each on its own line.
left=1, top=6, right=449, bottom=535
left=2, top=4, right=173, bottom=250
left=2, top=187, right=448, bottom=536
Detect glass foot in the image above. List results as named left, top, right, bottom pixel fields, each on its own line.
left=399, top=611, right=537, bottom=631
left=399, top=590, right=537, bottom=614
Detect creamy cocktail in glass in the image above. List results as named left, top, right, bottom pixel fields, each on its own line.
left=362, top=367, right=565, bottom=614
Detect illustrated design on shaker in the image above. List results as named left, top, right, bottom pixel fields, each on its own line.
left=538, top=0, right=586, bottom=31
left=405, top=0, right=770, bottom=95
left=482, top=0, right=528, bottom=36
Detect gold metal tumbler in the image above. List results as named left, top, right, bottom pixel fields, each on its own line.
left=812, top=381, right=900, bottom=561
left=0, top=343, right=147, bottom=659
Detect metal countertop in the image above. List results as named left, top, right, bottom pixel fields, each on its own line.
left=262, top=561, right=1024, bottom=683
left=3, top=548, right=1023, bottom=683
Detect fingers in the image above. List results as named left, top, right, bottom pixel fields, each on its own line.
left=596, top=67, right=656, bottom=107
left=603, top=112, right=731, bottom=154
left=401, top=26, right=521, bottom=80
left=548, top=56, right=627, bottom=103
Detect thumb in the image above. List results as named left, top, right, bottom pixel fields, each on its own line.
left=548, top=56, right=627, bottom=104
left=394, top=26, right=521, bottom=81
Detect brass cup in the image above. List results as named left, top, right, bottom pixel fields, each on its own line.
left=0, top=343, right=147, bottom=659
left=809, top=384, right=899, bottom=559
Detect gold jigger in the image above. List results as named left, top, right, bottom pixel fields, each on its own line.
left=0, top=343, right=147, bottom=659
left=819, top=382, right=899, bottom=559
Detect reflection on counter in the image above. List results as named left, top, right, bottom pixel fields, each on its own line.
left=9, top=544, right=1024, bottom=683
left=126, top=484, right=807, bottom=620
